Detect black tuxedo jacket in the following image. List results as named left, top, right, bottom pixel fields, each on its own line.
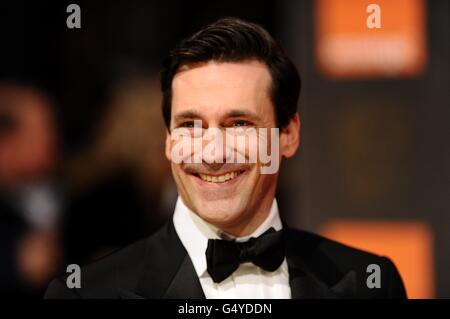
left=45, top=220, right=407, bottom=299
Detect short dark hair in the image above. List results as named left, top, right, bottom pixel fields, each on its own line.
left=160, top=17, right=301, bottom=129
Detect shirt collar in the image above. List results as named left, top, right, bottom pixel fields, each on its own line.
left=172, top=196, right=284, bottom=277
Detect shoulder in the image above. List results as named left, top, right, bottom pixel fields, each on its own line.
left=285, top=227, right=407, bottom=298
left=286, top=227, right=385, bottom=265
left=45, top=222, right=173, bottom=299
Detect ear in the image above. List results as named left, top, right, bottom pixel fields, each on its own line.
left=165, top=130, right=172, bottom=161
left=279, top=113, right=300, bottom=158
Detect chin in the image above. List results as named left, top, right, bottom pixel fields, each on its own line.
left=193, top=197, right=246, bottom=227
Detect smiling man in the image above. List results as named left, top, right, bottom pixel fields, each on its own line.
left=45, top=17, right=406, bottom=299
left=168, top=59, right=287, bottom=238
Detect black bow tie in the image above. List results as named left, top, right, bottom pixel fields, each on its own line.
left=205, top=227, right=285, bottom=283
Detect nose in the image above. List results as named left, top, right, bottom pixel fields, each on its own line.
left=200, top=127, right=228, bottom=164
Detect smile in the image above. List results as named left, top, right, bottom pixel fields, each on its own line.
left=196, top=170, right=245, bottom=183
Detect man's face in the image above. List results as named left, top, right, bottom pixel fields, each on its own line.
left=165, top=60, right=298, bottom=235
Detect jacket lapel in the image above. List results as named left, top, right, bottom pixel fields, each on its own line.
left=162, top=255, right=205, bottom=298
left=284, top=227, right=357, bottom=298
left=122, top=221, right=205, bottom=299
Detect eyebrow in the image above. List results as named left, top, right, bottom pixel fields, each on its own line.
left=173, top=110, right=204, bottom=120
left=172, top=108, right=262, bottom=122
left=223, top=109, right=261, bottom=121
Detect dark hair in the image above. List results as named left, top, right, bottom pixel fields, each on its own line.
left=160, top=17, right=301, bottom=129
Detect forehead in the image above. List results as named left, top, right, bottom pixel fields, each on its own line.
left=171, top=60, right=273, bottom=120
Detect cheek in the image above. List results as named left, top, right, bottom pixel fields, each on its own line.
left=171, top=163, right=184, bottom=185
left=224, top=128, right=263, bottom=164
left=254, top=168, right=277, bottom=191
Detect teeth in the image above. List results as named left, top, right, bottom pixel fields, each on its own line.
left=199, top=171, right=240, bottom=183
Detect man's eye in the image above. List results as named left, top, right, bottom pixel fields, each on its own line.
left=180, top=121, right=195, bottom=128
left=232, top=120, right=251, bottom=127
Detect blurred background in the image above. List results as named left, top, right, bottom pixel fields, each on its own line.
left=0, top=0, right=448, bottom=298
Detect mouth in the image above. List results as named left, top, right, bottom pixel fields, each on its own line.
left=190, top=170, right=246, bottom=184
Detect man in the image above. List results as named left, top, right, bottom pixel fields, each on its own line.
left=45, top=17, right=406, bottom=299
left=0, top=84, right=63, bottom=297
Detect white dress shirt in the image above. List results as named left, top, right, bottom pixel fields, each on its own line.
left=173, top=197, right=291, bottom=299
